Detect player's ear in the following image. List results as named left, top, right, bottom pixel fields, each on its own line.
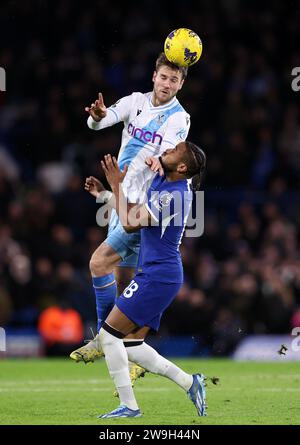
left=178, top=77, right=185, bottom=91
left=177, top=162, right=187, bottom=173
left=152, top=71, right=157, bottom=83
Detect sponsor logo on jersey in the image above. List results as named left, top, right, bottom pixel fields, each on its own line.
left=128, top=123, right=163, bottom=145
left=161, top=212, right=179, bottom=238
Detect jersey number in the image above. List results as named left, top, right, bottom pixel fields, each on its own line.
left=123, top=280, right=139, bottom=299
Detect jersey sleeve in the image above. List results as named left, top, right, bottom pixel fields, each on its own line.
left=159, top=111, right=191, bottom=152
left=87, top=94, right=134, bottom=130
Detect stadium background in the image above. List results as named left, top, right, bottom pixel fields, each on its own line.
left=1, top=0, right=300, bottom=358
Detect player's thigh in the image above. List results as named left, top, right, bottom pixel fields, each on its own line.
left=114, top=266, right=136, bottom=295
left=90, top=241, right=121, bottom=271
left=114, top=269, right=150, bottom=339
left=105, top=306, right=138, bottom=336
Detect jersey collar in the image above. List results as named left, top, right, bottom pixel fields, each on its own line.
left=148, top=92, right=178, bottom=111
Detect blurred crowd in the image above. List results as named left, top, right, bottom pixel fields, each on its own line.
left=0, top=0, right=300, bottom=354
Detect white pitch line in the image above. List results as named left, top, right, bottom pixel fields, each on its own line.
left=0, top=379, right=111, bottom=385
left=1, top=375, right=300, bottom=386
left=0, top=387, right=169, bottom=393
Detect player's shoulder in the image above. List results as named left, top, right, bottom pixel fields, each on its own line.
left=174, top=97, right=189, bottom=114
left=147, top=175, right=193, bottom=213
left=152, top=174, right=191, bottom=193
left=130, top=91, right=145, bottom=98
left=130, top=91, right=150, bottom=102
left=124, top=92, right=149, bottom=109
left=169, top=100, right=190, bottom=127
left=169, top=178, right=192, bottom=194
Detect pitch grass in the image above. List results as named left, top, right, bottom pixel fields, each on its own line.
left=0, top=358, right=300, bottom=425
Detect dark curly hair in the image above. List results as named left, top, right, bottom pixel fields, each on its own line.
left=184, top=141, right=206, bottom=191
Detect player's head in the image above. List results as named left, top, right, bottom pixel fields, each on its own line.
left=160, top=141, right=206, bottom=190
left=152, top=53, right=188, bottom=104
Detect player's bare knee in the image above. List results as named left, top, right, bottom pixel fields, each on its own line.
left=90, top=250, right=111, bottom=276
left=89, top=254, right=106, bottom=276
left=90, top=243, right=121, bottom=276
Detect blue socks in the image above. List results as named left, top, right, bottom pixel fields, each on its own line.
left=92, top=273, right=117, bottom=331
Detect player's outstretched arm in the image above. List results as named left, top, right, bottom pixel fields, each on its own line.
left=84, top=176, right=105, bottom=197
left=84, top=175, right=116, bottom=207
left=87, top=93, right=133, bottom=131
left=101, top=155, right=152, bottom=232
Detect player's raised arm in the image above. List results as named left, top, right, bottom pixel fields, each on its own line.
left=84, top=174, right=117, bottom=208
left=85, top=93, right=107, bottom=122
left=86, top=93, right=133, bottom=131
left=101, top=155, right=153, bottom=232
left=84, top=176, right=105, bottom=197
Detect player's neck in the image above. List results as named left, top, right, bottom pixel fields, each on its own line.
left=165, top=172, right=185, bottom=182
left=151, top=92, right=175, bottom=107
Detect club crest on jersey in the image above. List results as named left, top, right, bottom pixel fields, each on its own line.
left=128, top=123, right=163, bottom=145
left=156, top=114, right=165, bottom=124
left=149, top=191, right=173, bottom=212
left=159, top=192, right=173, bottom=208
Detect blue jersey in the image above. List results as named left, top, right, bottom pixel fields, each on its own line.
left=137, top=174, right=193, bottom=283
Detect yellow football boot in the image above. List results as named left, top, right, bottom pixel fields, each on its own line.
left=70, top=335, right=104, bottom=363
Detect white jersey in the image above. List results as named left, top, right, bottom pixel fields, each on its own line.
left=87, top=92, right=190, bottom=203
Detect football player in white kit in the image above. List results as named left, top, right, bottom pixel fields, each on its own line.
left=70, top=53, right=191, bottom=384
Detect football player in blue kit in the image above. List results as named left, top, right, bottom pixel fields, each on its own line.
left=93, top=140, right=207, bottom=419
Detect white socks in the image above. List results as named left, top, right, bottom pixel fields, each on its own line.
left=125, top=341, right=193, bottom=391
left=98, top=328, right=139, bottom=411
left=99, top=325, right=193, bottom=412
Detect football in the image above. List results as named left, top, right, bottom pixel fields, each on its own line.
left=164, top=28, right=202, bottom=67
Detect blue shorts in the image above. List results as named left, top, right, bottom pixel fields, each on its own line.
left=115, top=272, right=182, bottom=331
left=106, top=209, right=140, bottom=268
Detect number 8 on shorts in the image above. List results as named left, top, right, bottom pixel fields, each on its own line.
left=123, top=280, right=139, bottom=299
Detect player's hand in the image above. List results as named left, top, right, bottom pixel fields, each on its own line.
left=101, top=155, right=128, bottom=189
left=84, top=176, right=105, bottom=197
left=145, top=156, right=164, bottom=176
left=85, top=93, right=107, bottom=122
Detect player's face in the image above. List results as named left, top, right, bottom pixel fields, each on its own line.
left=160, top=142, right=188, bottom=172
left=152, top=66, right=184, bottom=105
